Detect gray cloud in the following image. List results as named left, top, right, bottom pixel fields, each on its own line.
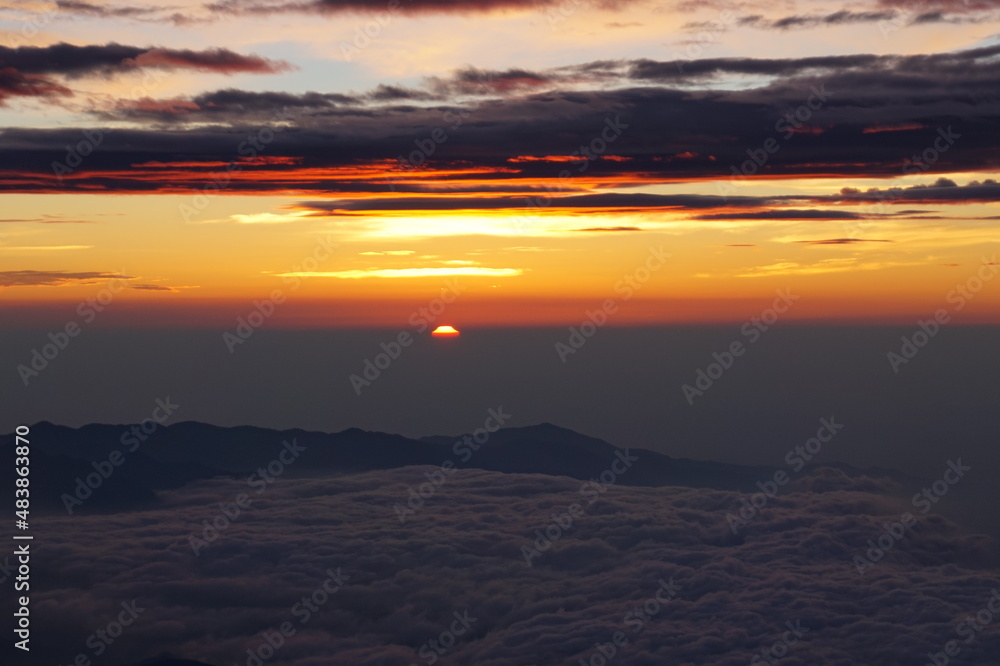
left=0, top=43, right=291, bottom=77
left=736, top=10, right=898, bottom=30
left=2, top=45, right=999, bottom=197
left=25, top=466, right=1000, bottom=666
left=0, top=43, right=292, bottom=105
left=0, top=270, right=134, bottom=287
left=793, top=238, right=894, bottom=245
left=205, top=0, right=637, bottom=16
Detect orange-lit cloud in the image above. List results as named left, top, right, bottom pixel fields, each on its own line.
left=276, top=267, right=524, bottom=279
left=0, top=270, right=134, bottom=287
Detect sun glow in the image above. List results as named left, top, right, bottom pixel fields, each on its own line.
left=431, top=325, right=460, bottom=337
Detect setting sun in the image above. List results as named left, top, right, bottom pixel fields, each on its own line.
left=2, top=3, right=998, bottom=665
left=431, top=325, right=461, bottom=337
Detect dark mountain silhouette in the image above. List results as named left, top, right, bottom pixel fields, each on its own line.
left=421, top=422, right=791, bottom=488
left=18, top=420, right=911, bottom=515
left=19, top=447, right=159, bottom=512
left=14, top=426, right=226, bottom=513
left=28, top=420, right=436, bottom=472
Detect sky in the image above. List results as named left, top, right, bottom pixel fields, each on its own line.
left=3, top=6, right=1000, bottom=664
left=1, top=0, right=999, bottom=328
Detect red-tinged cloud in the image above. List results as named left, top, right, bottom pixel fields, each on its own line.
left=0, top=67, right=72, bottom=103
left=129, top=283, right=178, bottom=291
left=1, top=45, right=999, bottom=199
left=207, top=0, right=637, bottom=16
left=0, top=43, right=290, bottom=76
left=794, top=238, right=894, bottom=245
left=862, top=123, right=927, bottom=134
left=508, top=155, right=581, bottom=163
left=129, top=48, right=292, bottom=73
left=0, top=43, right=290, bottom=106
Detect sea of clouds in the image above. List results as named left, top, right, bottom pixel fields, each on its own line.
left=26, top=466, right=1000, bottom=666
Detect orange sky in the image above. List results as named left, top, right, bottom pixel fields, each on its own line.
left=1, top=0, right=999, bottom=327
left=3, top=174, right=998, bottom=327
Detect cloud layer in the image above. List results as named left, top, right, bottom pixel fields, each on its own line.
left=1, top=44, right=997, bottom=213
left=24, top=466, right=1000, bottom=666
left=0, top=43, right=290, bottom=105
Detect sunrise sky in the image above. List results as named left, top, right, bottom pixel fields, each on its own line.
left=2, top=0, right=999, bottom=327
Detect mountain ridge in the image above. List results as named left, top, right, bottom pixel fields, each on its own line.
left=12, top=420, right=914, bottom=516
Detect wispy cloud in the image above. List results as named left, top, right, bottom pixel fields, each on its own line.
left=792, top=239, right=894, bottom=246
left=0, top=270, right=133, bottom=287
left=277, top=267, right=523, bottom=278
left=0, top=245, right=93, bottom=251
left=733, top=258, right=919, bottom=278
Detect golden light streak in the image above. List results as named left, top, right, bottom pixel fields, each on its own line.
left=276, top=267, right=523, bottom=279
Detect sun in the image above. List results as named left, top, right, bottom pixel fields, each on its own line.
left=431, top=325, right=460, bottom=337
